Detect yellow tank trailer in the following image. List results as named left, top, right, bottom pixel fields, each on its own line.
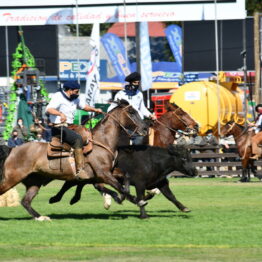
left=170, top=81, right=246, bottom=135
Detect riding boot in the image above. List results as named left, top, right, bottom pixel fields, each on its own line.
left=74, top=148, right=90, bottom=180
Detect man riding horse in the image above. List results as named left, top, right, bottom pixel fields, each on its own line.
left=249, top=104, right=262, bottom=160
left=45, top=81, right=102, bottom=180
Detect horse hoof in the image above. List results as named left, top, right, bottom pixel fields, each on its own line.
left=103, top=194, right=112, bottom=210
left=49, top=197, right=58, bottom=204
left=139, top=214, right=149, bottom=219
left=137, top=200, right=148, bottom=207
left=182, top=207, right=191, bottom=213
left=70, top=198, right=79, bottom=205
left=35, top=216, right=51, bottom=221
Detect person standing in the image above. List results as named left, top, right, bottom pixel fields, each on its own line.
left=107, top=72, right=156, bottom=145
left=13, top=118, right=28, bottom=141
left=45, top=81, right=102, bottom=180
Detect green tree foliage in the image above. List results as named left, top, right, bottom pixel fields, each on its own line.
left=246, top=0, right=262, bottom=15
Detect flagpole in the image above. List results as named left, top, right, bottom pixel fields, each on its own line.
left=75, top=0, right=80, bottom=84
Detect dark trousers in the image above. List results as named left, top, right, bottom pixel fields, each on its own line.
left=51, top=126, right=83, bottom=149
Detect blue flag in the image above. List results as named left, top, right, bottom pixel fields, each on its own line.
left=101, top=33, right=131, bottom=83
left=165, top=25, right=182, bottom=72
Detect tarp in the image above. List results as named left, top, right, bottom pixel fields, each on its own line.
left=0, top=0, right=246, bottom=26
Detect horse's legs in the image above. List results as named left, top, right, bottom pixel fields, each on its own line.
left=240, top=159, right=249, bottom=182
left=94, top=184, right=122, bottom=204
left=21, top=185, right=42, bottom=219
left=157, top=179, right=190, bottom=212
left=70, top=183, right=85, bottom=205
left=0, top=170, right=25, bottom=195
left=22, top=174, right=53, bottom=220
left=134, top=183, right=148, bottom=219
left=49, top=181, right=79, bottom=204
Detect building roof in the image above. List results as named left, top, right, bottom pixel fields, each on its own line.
left=107, top=22, right=166, bottom=37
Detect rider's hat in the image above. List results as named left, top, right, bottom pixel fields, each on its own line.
left=63, top=81, right=80, bottom=90
left=125, top=72, right=141, bottom=83
left=255, top=104, right=262, bottom=112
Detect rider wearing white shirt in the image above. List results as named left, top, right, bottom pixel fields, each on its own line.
left=107, top=72, right=156, bottom=145
left=46, top=81, right=102, bottom=180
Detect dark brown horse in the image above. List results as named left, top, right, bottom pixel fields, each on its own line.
left=0, top=100, right=147, bottom=220
left=220, top=121, right=262, bottom=182
left=151, top=102, right=199, bottom=147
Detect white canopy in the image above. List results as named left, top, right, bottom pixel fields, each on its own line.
left=0, top=0, right=246, bottom=26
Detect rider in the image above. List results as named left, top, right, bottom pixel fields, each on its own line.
left=45, top=81, right=102, bottom=180
left=107, top=71, right=156, bottom=145
left=249, top=104, right=262, bottom=159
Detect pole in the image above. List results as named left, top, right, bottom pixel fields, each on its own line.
left=5, top=26, right=10, bottom=89
left=75, top=0, right=80, bottom=84
left=254, top=12, right=261, bottom=104
left=241, top=18, right=247, bottom=125
left=123, top=0, right=128, bottom=62
left=214, top=0, right=220, bottom=137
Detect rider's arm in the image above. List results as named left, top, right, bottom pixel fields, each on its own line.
left=138, top=93, right=156, bottom=119
left=46, top=108, right=67, bottom=122
left=83, top=105, right=102, bottom=113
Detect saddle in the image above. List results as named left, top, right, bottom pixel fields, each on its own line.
left=47, top=129, right=93, bottom=158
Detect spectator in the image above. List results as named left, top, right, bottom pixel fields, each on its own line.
left=7, top=130, right=24, bottom=148
left=34, top=133, right=46, bottom=142
left=13, top=118, right=28, bottom=141
left=30, top=117, right=45, bottom=139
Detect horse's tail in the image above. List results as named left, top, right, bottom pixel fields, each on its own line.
left=0, top=145, right=12, bottom=182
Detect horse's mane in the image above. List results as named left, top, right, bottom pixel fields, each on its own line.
left=0, top=145, right=12, bottom=182
left=226, top=121, right=249, bottom=134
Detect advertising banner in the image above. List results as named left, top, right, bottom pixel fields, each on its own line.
left=101, top=33, right=131, bottom=83
left=165, top=24, right=182, bottom=72
left=139, top=22, right=152, bottom=91
left=85, top=23, right=100, bottom=107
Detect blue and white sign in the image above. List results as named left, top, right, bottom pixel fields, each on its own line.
left=101, top=33, right=131, bottom=83
left=59, top=59, right=89, bottom=80
left=165, top=25, right=183, bottom=72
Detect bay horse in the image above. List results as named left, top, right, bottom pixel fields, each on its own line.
left=0, top=100, right=147, bottom=220
left=48, top=102, right=199, bottom=207
left=151, top=102, right=199, bottom=147
left=220, top=121, right=262, bottom=182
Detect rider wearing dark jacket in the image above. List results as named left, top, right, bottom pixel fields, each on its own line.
left=45, top=81, right=102, bottom=179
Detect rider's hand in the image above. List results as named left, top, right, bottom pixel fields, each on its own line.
left=150, top=114, right=157, bottom=120
left=60, top=113, right=67, bottom=123
left=95, top=108, right=103, bottom=114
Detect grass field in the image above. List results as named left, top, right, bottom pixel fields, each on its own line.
left=0, top=177, right=262, bottom=261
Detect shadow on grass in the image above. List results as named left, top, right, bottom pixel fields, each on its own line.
left=0, top=210, right=191, bottom=221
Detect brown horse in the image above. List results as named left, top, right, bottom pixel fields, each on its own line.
left=0, top=100, right=147, bottom=220
left=220, top=121, right=262, bottom=182
left=151, top=102, right=199, bottom=147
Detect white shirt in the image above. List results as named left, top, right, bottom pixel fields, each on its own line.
left=46, top=91, right=85, bottom=124
left=107, top=90, right=151, bottom=119
left=255, top=114, right=262, bottom=133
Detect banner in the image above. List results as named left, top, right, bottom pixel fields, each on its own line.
left=101, top=33, right=131, bottom=83
left=139, top=22, right=152, bottom=91
left=165, top=25, right=182, bottom=72
left=85, top=23, right=100, bottom=107
left=0, top=1, right=246, bottom=26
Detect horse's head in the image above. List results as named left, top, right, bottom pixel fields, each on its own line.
left=109, top=99, right=148, bottom=136
left=167, top=144, right=197, bottom=177
left=220, top=121, right=237, bottom=137
left=164, top=102, right=199, bottom=135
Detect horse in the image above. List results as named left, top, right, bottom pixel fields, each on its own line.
left=0, top=100, right=148, bottom=220
left=48, top=102, right=199, bottom=208
left=220, top=121, right=262, bottom=182
left=151, top=102, right=199, bottom=147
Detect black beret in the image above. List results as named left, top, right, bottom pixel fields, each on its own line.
left=125, top=72, right=141, bottom=82
left=63, top=81, right=80, bottom=90
left=255, top=104, right=262, bottom=112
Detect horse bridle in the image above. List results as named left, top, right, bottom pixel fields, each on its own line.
left=156, top=108, right=195, bottom=135
left=226, top=122, right=247, bottom=140
left=105, top=105, right=141, bottom=137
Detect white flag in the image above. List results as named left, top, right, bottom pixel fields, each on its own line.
left=85, top=23, right=100, bottom=107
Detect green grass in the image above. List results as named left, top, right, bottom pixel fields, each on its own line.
left=0, top=178, right=262, bottom=261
